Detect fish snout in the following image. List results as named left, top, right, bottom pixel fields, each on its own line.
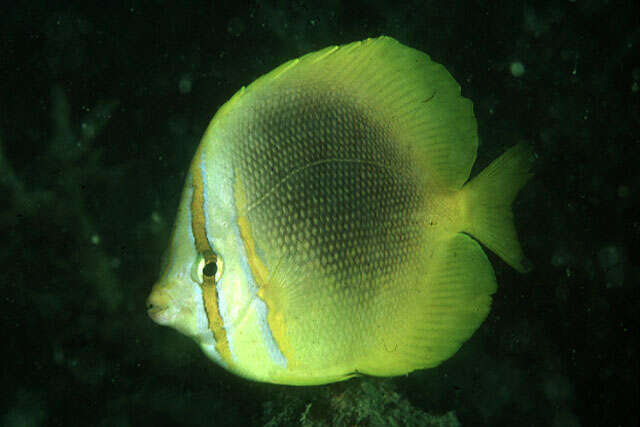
left=146, top=287, right=177, bottom=326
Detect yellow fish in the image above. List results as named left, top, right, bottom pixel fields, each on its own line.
left=146, top=36, right=533, bottom=385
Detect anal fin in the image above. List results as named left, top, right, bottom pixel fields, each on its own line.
left=362, top=233, right=497, bottom=376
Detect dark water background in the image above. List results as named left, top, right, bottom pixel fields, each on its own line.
left=2, top=1, right=638, bottom=426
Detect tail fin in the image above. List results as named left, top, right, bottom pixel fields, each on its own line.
left=458, top=143, right=534, bottom=272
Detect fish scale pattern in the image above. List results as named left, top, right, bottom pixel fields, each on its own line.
left=232, top=85, right=425, bottom=290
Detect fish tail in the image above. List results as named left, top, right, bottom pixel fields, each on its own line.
left=458, top=143, right=535, bottom=272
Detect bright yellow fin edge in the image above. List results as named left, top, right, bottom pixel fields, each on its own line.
left=204, top=36, right=479, bottom=191
left=360, top=233, right=497, bottom=375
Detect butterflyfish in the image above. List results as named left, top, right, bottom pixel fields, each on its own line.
left=146, top=36, right=533, bottom=385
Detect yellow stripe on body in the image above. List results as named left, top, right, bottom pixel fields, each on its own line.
left=233, top=178, right=296, bottom=369
left=190, top=155, right=234, bottom=368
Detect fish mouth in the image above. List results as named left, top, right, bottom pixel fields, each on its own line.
left=146, top=288, right=177, bottom=326
left=147, top=305, right=170, bottom=324
left=146, top=281, right=203, bottom=339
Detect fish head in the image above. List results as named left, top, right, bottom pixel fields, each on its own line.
left=146, top=206, right=211, bottom=343
left=146, top=138, right=272, bottom=373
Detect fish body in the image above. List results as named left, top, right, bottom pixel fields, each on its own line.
left=147, top=36, right=533, bottom=385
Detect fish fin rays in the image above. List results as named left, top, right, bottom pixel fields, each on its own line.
left=237, top=36, right=478, bottom=191
left=458, top=143, right=535, bottom=272
left=359, top=233, right=496, bottom=376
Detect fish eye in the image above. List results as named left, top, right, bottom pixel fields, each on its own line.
left=192, top=253, right=224, bottom=285
left=212, top=255, right=224, bottom=282
left=203, top=261, right=217, bottom=277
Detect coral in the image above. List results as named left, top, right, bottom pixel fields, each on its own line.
left=261, top=379, right=460, bottom=427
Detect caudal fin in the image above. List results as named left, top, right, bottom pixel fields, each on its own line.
left=458, top=143, right=534, bottom=272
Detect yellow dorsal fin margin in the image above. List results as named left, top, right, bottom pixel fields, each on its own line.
left=206, top=36, right=478, bottom=191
